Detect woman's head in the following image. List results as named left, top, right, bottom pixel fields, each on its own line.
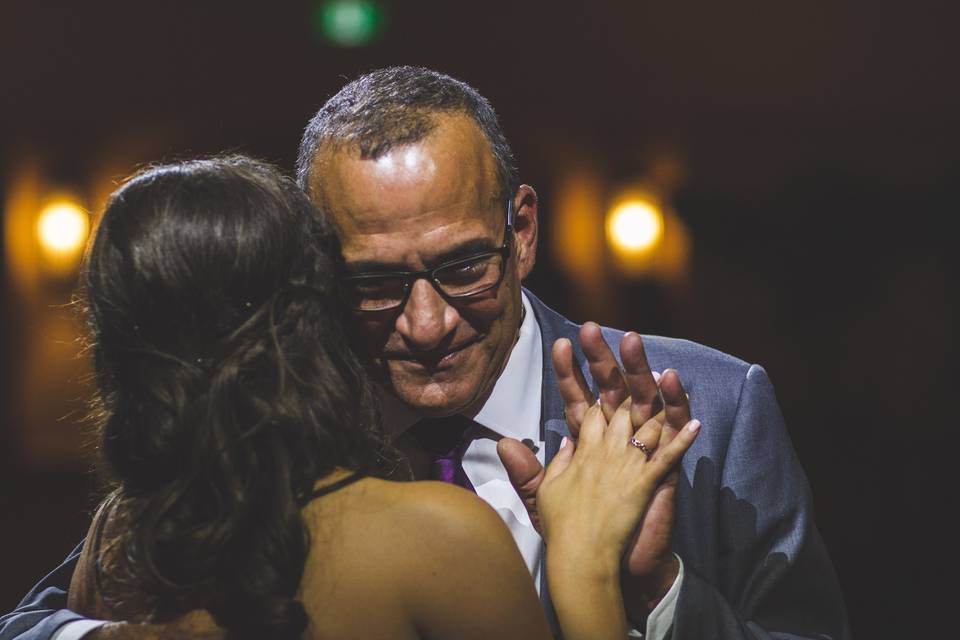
left=82, top=156, right=381, bottom=637
left=87, top=156, right=335, bottom=383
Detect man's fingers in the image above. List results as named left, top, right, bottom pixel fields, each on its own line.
left=552, top=337, right=593, bottom=436
left=498, top=437, right=546, bottom=532
left=498, top=437, right=544, bottom=497
left=660, top=368, right=692, bottom=429
left=581, top=322, right=628, bottom=420
left=620, top=332, right=663, bottom=426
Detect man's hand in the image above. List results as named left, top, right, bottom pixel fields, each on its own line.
left=88, top=610, right=226, bottom=640
left=498, top=322, right=693, bottom=625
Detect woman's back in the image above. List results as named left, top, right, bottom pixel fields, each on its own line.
left=71, top=473, right=551, bottom=639
left=299, top=474, right=549, bottom=640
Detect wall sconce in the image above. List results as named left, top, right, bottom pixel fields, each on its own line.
left=35, top=197, right=90, bottom=278
left=4, top=159, right=92, bottom=297
left=606, top=196, right=664, bottom=259
left=604, top=186, right=691, bottom=284
left=3, top=156, right=93, bottom=468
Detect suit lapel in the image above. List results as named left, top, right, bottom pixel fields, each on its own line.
left=526, top=288, right=590, bottom=466
left=525, top=288, right=596, bottom=636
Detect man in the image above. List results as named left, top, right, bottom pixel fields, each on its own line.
left=1, top=66, right=848, bottom=639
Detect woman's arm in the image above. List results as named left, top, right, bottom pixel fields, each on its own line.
left=539, top=400, right=701, bottom=640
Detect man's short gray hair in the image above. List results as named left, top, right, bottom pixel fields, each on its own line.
left=296, top=66, right=518, bottom=203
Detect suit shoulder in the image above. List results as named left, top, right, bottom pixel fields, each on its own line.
left=525, top=289, right=755, bottom=381
left=638, top=334, right=751, bottom=375
left=629, top=335, right=766, bottom=424
left=596, top=326, right=753, bottom=379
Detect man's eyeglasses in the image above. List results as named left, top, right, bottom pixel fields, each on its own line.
left=341, top=201, right=514, bottom=312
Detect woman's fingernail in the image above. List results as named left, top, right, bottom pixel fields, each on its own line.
left=687, top=420, right=701, bottom=433
left=560, top=436, right=570, bottom=449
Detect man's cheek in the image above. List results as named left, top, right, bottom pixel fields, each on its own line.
left=457, top=298, right=505, bottom=332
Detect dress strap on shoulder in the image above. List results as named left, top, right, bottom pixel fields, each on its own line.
left=305, top=469, right=367, bottom=502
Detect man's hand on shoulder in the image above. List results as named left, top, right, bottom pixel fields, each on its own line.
left=88, top=611, right=225, bottom=640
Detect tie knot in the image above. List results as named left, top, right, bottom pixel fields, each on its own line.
left=410, top=415, right=478, bottom=491
left=411, top=414, right=477, bottom=459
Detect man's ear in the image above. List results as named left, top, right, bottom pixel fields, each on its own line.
left=512, top=185, right=538, bottom=280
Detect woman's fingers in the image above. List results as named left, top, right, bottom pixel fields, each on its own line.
left=577, top=401, right=607, bottom=449
left=605, top=397, right=635, bottom=443
left=647, top=419, right=701, bottom=479
left=543, top=436, right=576, bottom=483
left=627, top=416, right=665, bottom=457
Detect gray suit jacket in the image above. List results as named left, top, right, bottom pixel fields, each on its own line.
left=529, top=289, right=850, bottom=639
left=0, top=290, right=850, bottom=640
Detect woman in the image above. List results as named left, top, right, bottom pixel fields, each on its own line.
left=67, top=156, right=700, bottom=639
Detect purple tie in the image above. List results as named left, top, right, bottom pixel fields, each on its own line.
left=411, top=414, right=477, bottom=492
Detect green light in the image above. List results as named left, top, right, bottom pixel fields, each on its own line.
left=314, top=0, right=384, bottom=47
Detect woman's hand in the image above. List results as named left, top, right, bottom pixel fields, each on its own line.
left=537, top=399, right=700, bottom=640
left=538, top=398, right=701, bottom=574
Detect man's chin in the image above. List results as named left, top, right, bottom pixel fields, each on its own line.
left=385, top=375, right=481, bottom=417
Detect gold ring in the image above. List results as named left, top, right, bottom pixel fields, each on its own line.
left=629, top=437, right=651, bottom=457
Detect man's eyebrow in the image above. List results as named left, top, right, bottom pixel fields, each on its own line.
left=344, top=237, right=500, bottom=274
left=343, top=258, right=409, bottom=274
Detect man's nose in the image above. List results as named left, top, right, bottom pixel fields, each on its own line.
left=396, top=278, right=459, bottom=350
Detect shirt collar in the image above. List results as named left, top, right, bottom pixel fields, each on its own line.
left=471, top=292, right=542, bottom=440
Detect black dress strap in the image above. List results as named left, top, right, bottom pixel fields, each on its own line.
left=305, top=470, right=367, bottom=502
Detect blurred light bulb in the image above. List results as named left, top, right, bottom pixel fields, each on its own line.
left=606, top=200, right=664, bottom=255
left=37, top=201, right=89, bottom=255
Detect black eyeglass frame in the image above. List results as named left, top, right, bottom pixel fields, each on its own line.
left=340, top=200, right=515, bottom=312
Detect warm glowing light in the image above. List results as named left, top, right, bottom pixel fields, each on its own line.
left=606, top=200, right=664, bottom=254
left=36, top=201, right=89, bottom=255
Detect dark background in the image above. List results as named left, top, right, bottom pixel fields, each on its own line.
left=1, top=1, right=956, bottom=637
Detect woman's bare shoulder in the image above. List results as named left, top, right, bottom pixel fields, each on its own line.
left=301, top=478, right=548, bottom=640
left=305, top=477, right=507, bottom=550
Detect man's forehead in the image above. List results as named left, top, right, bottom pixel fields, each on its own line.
left=339, top=199, right=495, bottom=234
left=310, top=114, right=501, bottom=236
left=338, top=191, right=505, bottom=263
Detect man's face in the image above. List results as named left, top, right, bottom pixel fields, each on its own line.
left=310, top=113, right=537, bottom=417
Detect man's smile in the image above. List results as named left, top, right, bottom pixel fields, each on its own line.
left=385, top=336, right=484, bottom=369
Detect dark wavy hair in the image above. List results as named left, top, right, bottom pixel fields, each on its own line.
left=79, top=156, right=385, bottom=638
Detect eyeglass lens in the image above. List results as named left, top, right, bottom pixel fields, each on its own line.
left=346, top=253, right=505, bottom=311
